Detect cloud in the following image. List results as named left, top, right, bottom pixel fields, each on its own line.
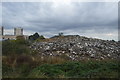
left=1, top=2, right=118, bottom=40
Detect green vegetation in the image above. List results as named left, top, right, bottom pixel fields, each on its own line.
left=29, top=32, right=40, bottom=41
left=29, top=32, right=45, bottom=41
left=3, top=60, right=119, bottom=78
left=2, top=33, right=119, bottom=78
left=2, top=36, right=30, bottom=56
left=58, top=32, right=64, bottom=36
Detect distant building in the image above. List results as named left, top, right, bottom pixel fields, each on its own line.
left=2, top=35, right=16, bottom=40
left=14, top=27, right=23, bottom=36
left=0, top=26, right=28, bottom=40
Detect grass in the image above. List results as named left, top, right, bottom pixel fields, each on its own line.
left=29, top=60, right=119, bottom=78
left=2, top=39, right=119, bottom=78
left=2, top=57, right=119, bottom=78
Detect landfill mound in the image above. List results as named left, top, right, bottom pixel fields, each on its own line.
left=30, top=35, right=119, bottom=61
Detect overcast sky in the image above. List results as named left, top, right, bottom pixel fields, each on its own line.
left=0, top=2, right=118, bottom=40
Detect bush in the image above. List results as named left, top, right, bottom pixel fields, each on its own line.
left=29, top=64, right=64, bottom=78
left=3, top=55, right=119, bottom=78
left=29, top=32, right=40, bottom=41
left=29, top=61, right=119, bottom=78
left=2, top=63, right=13, bottom=78
left=2, top=39, right=30, bottom=55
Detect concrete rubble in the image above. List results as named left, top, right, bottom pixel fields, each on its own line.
left=30, top=35, right=120, bottom=61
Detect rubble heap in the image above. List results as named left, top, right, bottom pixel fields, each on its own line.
left=30, top=35, right=119, bottom=61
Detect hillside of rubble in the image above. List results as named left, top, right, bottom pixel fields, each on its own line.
left=30, top=35, right=119, bottom=61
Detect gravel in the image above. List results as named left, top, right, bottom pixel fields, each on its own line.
left=30, top=35, right=120, bottom=61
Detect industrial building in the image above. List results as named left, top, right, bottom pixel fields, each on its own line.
left=0, top=26, right=28, bottom=40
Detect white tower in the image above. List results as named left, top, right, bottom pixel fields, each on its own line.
left=14, top=27, right=23, bottom=36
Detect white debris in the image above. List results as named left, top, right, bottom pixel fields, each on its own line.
left=30, top=35, right=119, bottom=61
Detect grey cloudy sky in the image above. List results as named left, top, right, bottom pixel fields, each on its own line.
left=1, top=2, right=118, bottom=40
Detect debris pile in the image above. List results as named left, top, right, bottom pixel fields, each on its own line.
left=30, top=35, right=119, bottom=61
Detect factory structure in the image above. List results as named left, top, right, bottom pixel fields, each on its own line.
left=0, top=26, right=28, bottom=40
